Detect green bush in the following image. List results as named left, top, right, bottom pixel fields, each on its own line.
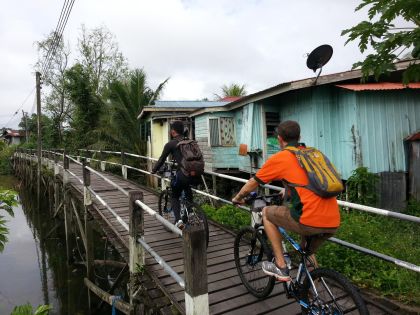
left=346, top=167, right=378, bottom=206
left=318, top=207, right=420, bottom=305
left=201, top=204, right=250, bottom=231
left=0, top=145, right=16, bottom=175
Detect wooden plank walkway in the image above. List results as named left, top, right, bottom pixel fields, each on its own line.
left=57, top=160, right=388, bottom=315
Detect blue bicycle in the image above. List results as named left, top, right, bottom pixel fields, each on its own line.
left=233, top=192, right=369, bottom=314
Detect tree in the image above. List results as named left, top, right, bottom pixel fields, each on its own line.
left=18, top=113, right=56, bottom=149
left=35, top=31, right=72, bottom=143
left=64, top=63, right=104, bottom=149
left=215, top=83, right=247, bottom=99
left=78, top=25, right=129, bottom=93
left=342, top=0, right=420, bottom=83
left=96, top=69, right=168, bottom=154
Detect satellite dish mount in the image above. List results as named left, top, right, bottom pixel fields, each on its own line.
left=306, top=44, right=333, bottom=85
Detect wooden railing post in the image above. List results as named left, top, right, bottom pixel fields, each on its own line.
left=100, top=149, right=106, bottom=171
left=63, top=150, right=69, bottom=184
left=121, top=150, right=128, bottom=179
left=129, top=190, right=144, bottom=314
left=83, top=160, right=92, bottom=207
left=183, top=225, right=209, bottom=315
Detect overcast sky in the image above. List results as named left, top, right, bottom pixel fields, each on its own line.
left=0, top=0, right=411, bottom=128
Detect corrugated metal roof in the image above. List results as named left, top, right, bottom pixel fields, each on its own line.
left=405, top=132, right=420, bottom=141
left=336, top=82, right=420, bottom=91
left=153, top=100, right=229, bottom=108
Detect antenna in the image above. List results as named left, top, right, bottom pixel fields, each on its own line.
left=306, top=44, right=333, bottom=85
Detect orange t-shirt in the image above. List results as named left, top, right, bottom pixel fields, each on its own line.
left=254, top=149, right=340, bottom=228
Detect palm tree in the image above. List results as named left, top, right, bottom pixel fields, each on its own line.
left=215, top=83, right=247, bottom=99
left=96, top=69, right=168, bottom=154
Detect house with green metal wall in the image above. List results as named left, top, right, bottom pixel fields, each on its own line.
left=190, top=60, right=420, bottom=208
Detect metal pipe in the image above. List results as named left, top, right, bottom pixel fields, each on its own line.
left=337, top=200, right=420, bottom=224
left=67, top=155, right=83, bottom=165
left=87, top=187, right=129, bottom=231
left=329, top=237, right=420, bottom=273
left=137, top=237, right=185, bottom=288
left=85, top=166, right=129, bottom=197
left=66, top=170, right=83, bottom=184
left=135, top=200, right=182, bottom=236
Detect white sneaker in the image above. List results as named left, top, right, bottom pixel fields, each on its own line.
left=175, top=220, right=185, bottom=230
left=262, top=261, right=291, bottom=282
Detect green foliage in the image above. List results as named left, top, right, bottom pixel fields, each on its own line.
left=317, top=208, right=420, bottom=304
left=201, top=204, right=250, bottom=231
left=18, top=114, right=57, bottom=149
left=64, top=63, right=104, bottom=150
left=0, top=189, right=17, bottom=252
left=10, top=303, right=52, bottom=315
left=0, top=145, right=16, bottom=175
left=95, top=69, right=168, bottom=154
left=346, top=167, right=378, bottom=206
left=215, top=83, right=247, bottom=99
left=342, top=0, right=420, bottom=83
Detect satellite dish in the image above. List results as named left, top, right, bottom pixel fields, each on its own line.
left=306, top=44, right=333, bottom=85
left=307, top=44, right=333, bottom=72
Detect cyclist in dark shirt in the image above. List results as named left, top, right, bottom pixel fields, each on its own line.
left=151, top=120, right=193, bottom=229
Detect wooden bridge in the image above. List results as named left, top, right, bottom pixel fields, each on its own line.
left=12, top=149, right=418, bottom=315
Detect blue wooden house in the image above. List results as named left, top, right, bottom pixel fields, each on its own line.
left=190, top=60, right=420, bottom=207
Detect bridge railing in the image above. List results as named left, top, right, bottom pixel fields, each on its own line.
left=72, top=148, right=420, bottom=274
left=15, top=148, right=209, bottom=315
left=15, top=148, right=420, bottom=275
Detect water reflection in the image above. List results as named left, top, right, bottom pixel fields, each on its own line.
left=0, top=177, right=93, bottom=314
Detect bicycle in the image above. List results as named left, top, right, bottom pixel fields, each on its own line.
left=157, top=162, right=209, bottom=248
left=233, top=192, right=369, bottom=314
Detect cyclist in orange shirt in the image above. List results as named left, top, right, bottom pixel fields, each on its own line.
left=232, top=120, right=340, bottom=281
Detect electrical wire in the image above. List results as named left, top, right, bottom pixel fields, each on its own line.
left=1, top=87, right=35, bottom=129
left=41, top=0, right=70, bottom=75
left=44, top=0, right=75, bottom=74
left=42, top=0, right=76, bottom=76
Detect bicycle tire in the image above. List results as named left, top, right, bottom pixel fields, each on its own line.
left=234, top=227, right=275, bottom=298
left=301, top=268, right=369, bottom=315
left=158, top=190, right=174, bottom=232
left=184, top=201, right=209, bottom=248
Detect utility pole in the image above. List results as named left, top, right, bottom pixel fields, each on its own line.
left=36, top=71, right=42, bottom=200
left=21, top=110, right=28, bottom=142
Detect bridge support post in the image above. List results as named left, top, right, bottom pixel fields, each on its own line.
left=83, top=160, right=95, bottom=312
left=183, top=225, right=209, bottom=315
left=63, top=150, right=71, bottom=262
left=128, top=190, right=144, bottom=314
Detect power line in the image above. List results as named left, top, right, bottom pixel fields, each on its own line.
left=42, top=0, right=76, bottom=76
left=41, top=0, right=69, bottom=75
left=1, top=87, right=36, bottom=129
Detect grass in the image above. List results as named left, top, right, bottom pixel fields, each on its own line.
left=201, top=201, right=420, bottom=306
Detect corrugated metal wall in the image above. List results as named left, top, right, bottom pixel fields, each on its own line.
left=356, top=90, right=420, bottom=173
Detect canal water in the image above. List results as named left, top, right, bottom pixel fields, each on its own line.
left=0, top=175, right=121, bottom=314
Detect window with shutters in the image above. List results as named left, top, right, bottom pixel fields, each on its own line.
left=208, top=117, right=235, bottom=147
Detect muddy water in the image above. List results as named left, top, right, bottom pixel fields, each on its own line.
left=0, top=176, right=121, bottom=314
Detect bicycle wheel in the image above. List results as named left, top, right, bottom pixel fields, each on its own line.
left=184, top=202, right=209, bottom=248
left=234, top=227, right=275, bottom=298
left=301, top=268, right=369, bottom=315
left=158, top=190, right=174, bottom=232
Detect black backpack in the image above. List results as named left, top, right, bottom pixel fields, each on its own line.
left=177, top=139, right=205, bottom=177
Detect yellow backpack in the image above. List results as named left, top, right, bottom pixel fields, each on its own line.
left=285, top=146, right=344, bottom=198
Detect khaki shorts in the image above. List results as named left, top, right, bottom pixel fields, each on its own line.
left=264, top=205, right=338, bottom=254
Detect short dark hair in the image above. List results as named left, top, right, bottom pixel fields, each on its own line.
left=170, top=120, right=184, bottom=135
left=276, top=120, right=300, bottom=142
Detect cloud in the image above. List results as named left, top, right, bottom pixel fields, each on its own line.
left=0, top=0, right=413, bottom=127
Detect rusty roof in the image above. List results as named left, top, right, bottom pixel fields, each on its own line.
left=336, top=82, right=420, bottom=91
